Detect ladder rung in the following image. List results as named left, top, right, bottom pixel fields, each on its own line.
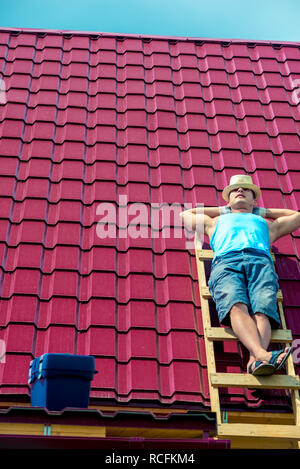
left=211, top=372, right=300, bottom=390
left=199, top=286, right=212, bottom=298
left=201, top=286, right=283, bottom=301
left=197, top=249, right=275, bottom=262
left=197, top=250, right=214, bottom=260
left=217, top=423, right=300, bottom=440
left=206, top=326, right=293, bottom=343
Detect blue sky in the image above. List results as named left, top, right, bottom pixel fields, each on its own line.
left=1, top=0, right=299, bottom=42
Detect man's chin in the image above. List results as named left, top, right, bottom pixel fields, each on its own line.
left=230, top=202, right=253, bottom=211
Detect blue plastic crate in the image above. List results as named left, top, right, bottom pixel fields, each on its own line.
left=28, top=353, right=97, bottom=411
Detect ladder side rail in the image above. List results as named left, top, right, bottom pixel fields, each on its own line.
left=278, top=300, right=300, bottom=433
left=194, top=236, right=222, bottom=424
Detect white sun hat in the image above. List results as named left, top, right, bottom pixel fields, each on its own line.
left=222, top=174, right=261, bottom=202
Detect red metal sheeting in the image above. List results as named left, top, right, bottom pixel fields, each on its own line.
left=0, top=28, right=299, bottom=411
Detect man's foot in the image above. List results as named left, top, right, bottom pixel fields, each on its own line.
left=247, top=361, right=275, bottom=376
left=247, top=347, right=293, bottom=375
left=271, top=347, right=293, bottom=371
left=255, top=347, right=289, bottom=364
left=254, top=347, right=293, bottom=371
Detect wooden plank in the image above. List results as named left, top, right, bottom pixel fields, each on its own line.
left=0, top=422, right=44, bottom=435
left=199, top=286, right=211, bottom=298
left=197, top=250, right=214, bottom=260
left=227, top=411, right=294, bottom=425
left=51, top=425, right=106, bottom=438
left=107, top=427, right=204, bottom=439
left=197, top=250, right=275, bottom=262
left=201, top=286, right=283, bottom=301
left=217, top=423, right=300, bottom=440
left=227, top=436, right=298, bottom=449
left=206, top=326, right=293, bottom=343
left=211, top=372, right=300, bottom=390
left=0, top=422, right=106, bottom=438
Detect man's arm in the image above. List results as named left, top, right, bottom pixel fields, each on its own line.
left=267, top=208, right=300, bottom=242
left=266, top=208, right=300, bottom=219
left=179, top=210, right=215, bottom=237
left=180, top=206, right=225, bottom=218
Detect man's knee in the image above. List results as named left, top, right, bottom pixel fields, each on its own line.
left=253, top=312, right=270, bottom=323
left=229, top=302, right=249, bottom=317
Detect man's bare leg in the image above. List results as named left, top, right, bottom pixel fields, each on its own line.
left=248, top=312, right=272, bottom=371
left=253, top=313, right=271, bottom=348
left=230, top=303, right=270, bottom=369
left=230, top=304, right=291, bottom=371
left=252, top=312, right=290, bottom=368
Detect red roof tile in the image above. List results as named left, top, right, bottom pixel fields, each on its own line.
left=0, top=27, right=299, bottom=412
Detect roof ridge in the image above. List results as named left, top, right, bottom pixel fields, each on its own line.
left=0, top=26, right=299, bottom=47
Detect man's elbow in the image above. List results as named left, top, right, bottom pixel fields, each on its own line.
left=295, top=212, right=300, bottom=229
left=288, top=212, right=300, bottom=234
left=180, top=211, right=195, bottom=231
left=180, top=209, right=194, bottom=221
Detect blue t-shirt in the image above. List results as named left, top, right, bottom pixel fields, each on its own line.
left=210, top=212, right=271, bottom=259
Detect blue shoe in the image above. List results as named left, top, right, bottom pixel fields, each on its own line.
left=248, top=361, right=275, bottom=376
left=268, top=347, right=293, bottom=372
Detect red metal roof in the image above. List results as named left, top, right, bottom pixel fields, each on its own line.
left=0, top=27, right=299, bottom=411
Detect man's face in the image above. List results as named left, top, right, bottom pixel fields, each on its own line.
left=227, top=187, right=256, bottom=211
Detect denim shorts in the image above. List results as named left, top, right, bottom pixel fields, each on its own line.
left=208, top=249, right=280, bottom=329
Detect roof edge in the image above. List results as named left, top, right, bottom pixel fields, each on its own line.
left=0, top=26, right=299, bottom=47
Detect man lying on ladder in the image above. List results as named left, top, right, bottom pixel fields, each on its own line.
left=181, top=174, right=300, bottom=376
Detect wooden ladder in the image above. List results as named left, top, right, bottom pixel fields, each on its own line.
left=194, top=234, right=300, bottom=447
